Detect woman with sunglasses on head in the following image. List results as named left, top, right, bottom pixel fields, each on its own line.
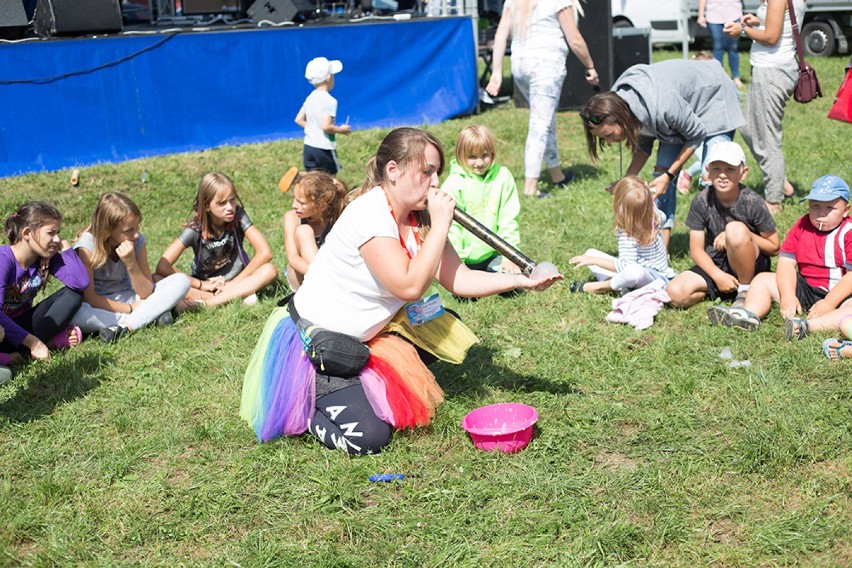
left=485, top=0, right=599, bottom=198
left=580, top=59, right=745, bottom=248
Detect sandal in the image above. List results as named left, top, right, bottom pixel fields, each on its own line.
left=52, top=326, right=82, bottom=349
left=569, top=281, right=588, bottom=293
left=732, top=290, right=748, bottom=308
left=707, top=306, right=760, bottom=330
left=552, top=170, right=574, bottom=188
left=822, top=338, right=852, bottom=361
left=784, top=317, right=810, bottom=341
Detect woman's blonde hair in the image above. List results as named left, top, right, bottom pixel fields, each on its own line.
left=88, top=192, right=142, bottom=269
left=350, top=127, right=445, bottom=229
left=455, top=124, right=497, bottom=171
left=293, top=171, right=348, bottom=227
left=189, top=172, right=244, bottom=240
left=612, top=176, right=655, bottom=246
left=512, top=0, right=583, bottom=39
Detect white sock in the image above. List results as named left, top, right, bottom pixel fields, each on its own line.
left=737, top=284, right=750, bottom=293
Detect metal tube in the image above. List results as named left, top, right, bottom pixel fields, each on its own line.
left=452, top=207, right=536, bottom=274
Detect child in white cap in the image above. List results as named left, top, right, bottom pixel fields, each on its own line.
left=708, top=174, right=852, bottom=339
left=295, top=57, right=351, bottom=175
left=666, top=140, right=779, bottom=310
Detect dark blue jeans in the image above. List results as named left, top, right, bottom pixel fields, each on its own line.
left=708, top=22, right=741, bottom=80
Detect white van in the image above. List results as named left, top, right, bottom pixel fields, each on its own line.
left=611, top=0, right=692, bottom=44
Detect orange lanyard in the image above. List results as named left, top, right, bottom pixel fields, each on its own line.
left=382, top=187, right=420, bottom=259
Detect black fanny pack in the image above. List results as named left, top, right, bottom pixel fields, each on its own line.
left=289, top=299, right=370, bottom=377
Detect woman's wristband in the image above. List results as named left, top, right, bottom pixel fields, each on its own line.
left=663, top=169, right=676, bottom=180
left=127, top=303, right=133, bottom=314
left=740, top=24, right=749, bottom=39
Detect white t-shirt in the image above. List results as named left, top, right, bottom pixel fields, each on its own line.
left=750, top=0, right=805, bottom=68
left=509, top=0, right=574, bottom=62
left=294, top=187, right=415, bottom=342
left=299, top=89, right=337, bottom=150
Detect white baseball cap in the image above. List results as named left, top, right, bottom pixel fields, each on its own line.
left=704, top=141, right=746, bottom=167
left=305, top=57, right=343, bottom=85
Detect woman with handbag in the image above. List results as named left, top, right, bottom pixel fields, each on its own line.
left=240, top=128, right=560, bottom=455
left=724, top=0, right=806, bottom=215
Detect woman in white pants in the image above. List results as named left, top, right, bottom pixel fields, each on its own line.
left=485, top=0, right=599, bottom=197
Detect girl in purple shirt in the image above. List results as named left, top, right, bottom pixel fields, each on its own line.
left=0, top=202, right=89, bottom=362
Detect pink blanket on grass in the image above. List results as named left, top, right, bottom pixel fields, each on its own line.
left=606, top=280, right=670, bottom=330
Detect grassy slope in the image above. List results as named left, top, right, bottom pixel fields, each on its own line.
left=0, top=52, right=850, bottom=566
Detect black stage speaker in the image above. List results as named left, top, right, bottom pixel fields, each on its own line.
left=34, top=0, right=122, bottom=37
left=184, top=0, right=248, bottom=14
left=0, top=0, right=29, bottom=40
left=248, top=0, right=315, bottom=23
left=612, top=28, right=652, bottom=78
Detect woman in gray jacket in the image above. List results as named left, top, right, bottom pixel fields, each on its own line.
left=580, top=59, right=745, bottom=247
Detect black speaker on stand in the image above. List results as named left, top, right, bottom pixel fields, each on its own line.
left=0, top=0, right=29, bottom=40
left=34, top=0, right=122, bottom=37
left=248, top=0, right=316, bottom=23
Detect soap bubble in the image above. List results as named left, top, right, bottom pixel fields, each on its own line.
left=530, top=261, right=559, bottom=280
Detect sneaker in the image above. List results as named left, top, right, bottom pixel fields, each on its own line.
left=707, top=305, right=731, bottom=326
left=724, top=307, right=761, bottom=331
left=155, top=309, right=175, bottom=327
left=707, top=305, right=761, bottom=330
left=242, top=293, right=258, bottom=306
left=99, top=325, right=129, bottom=344
left=0, top=366, right=12, bottom=386
left=676, top=170, right=692, bottom=195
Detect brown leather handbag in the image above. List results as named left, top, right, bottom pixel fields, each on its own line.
left=788, top=0, right=823, bottom=103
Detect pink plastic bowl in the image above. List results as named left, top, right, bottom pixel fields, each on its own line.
left=461, top=403, right=538, bottom=453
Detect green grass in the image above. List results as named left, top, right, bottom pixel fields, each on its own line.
left=0, top=52, right=850, bottom=566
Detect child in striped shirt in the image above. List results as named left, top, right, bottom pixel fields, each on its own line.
left=569, top=176, right=676, bottom=294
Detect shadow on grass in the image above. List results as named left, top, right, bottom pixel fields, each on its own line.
left=436, top=344, right=580, bottom=399
left=668, top=230, right=691, bottom=260
left=0, top=353, right=107, bottom=423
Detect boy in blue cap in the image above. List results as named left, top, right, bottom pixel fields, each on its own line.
left=709, top=175, right=852, bottom=339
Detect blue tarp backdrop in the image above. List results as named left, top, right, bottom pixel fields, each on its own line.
left=0, top=17, right=477, bottom=178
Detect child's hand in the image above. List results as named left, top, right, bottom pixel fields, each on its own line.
left=807, top=299, right=833, bottom=319
left=202, top=276, right=226, bottom=294
left=712, top=232, right=727, bottom=252
left=29, top=340, right=50, bottom=361
left=779, top=298, right=802, bottom=319
left=338, top=124, right=352, bottom=135
left=497, top=258, right=521, bottom=274
left=568, top=255, right=596, bottom=268
left=712, top=271, right=739, bottom=294
left=116, top=240, right=136, bottom=265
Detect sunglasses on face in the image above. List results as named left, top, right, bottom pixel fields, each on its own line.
left=579, top=113, right=608, bottom=125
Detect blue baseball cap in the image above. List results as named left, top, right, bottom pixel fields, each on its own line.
left=799, top=175, right=850, bottom=203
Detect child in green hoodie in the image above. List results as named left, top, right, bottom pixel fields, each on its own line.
left=442, top=125, right=522, bottom=274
